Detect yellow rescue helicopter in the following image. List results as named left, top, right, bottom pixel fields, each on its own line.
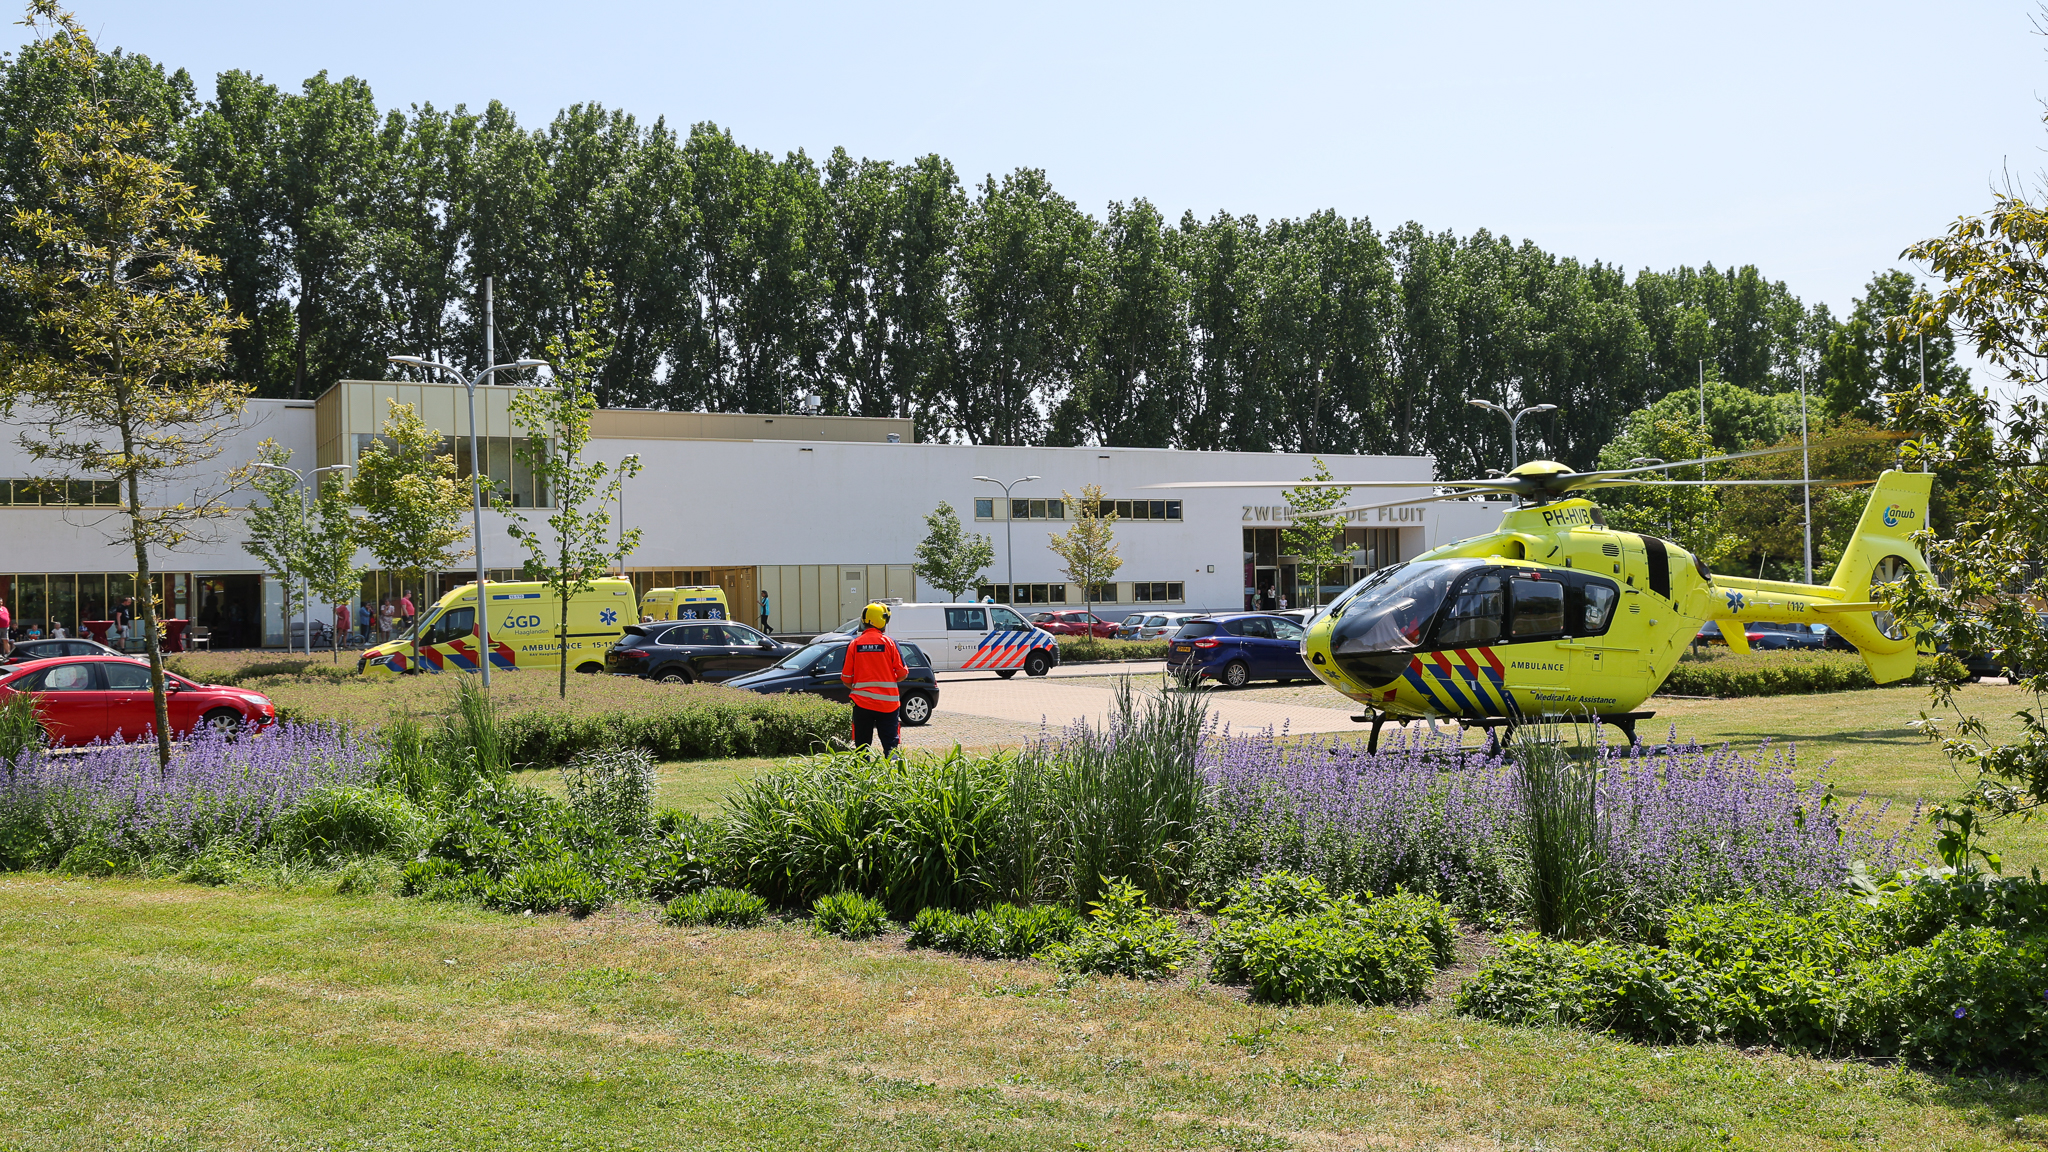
left=1149, top=451, right=1932, bottom=748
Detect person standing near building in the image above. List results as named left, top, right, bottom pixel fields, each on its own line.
left=113, top=596, right=134, bottom=649
left=759, top=590, right=770, bottom=632
left=377, top=597, right=397, bottom=642
left=398, top=590, right=415, bottom=633
left=334, top=602, right=350, bottom=649
left=0, top=594, right=11, bottom=656
left=840, top=603, right=907, bottom=755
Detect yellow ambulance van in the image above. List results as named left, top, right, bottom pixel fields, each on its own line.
left=357, top=579, right=637, bottom=677
left=639, top=586, right=730, bottom=621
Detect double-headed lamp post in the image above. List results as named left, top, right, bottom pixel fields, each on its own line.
left=248, top=461, right=352, bottom=655
left=387, top=354, right=550, bottom=688
left=973, top=474, right=1040, bottom=602
left=1466, top=399, right=1558, bottom=471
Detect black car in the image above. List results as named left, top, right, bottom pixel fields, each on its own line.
left=3, top=637, right=124, bottom=665
left=1957, top=613, right=2048, bottom=681
left=725, top=639, right=939, bottom=725
left=1742, top=621, right=1825, bottom=651
left=605, top=620, right=796, bottom=684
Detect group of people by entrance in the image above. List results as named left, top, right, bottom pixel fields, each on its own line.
left=0, top=593, right=147, bottom=655
left=335, top=592, right=416, bottom=647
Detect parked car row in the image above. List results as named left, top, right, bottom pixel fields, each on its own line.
left=0, top=655, right=277, bottom=746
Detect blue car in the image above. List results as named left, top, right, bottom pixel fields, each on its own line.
left=1164, top=613, right=1310, bottom=688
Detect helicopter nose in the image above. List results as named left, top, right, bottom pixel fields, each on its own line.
left=1327, top=610, right=1412, bottom=688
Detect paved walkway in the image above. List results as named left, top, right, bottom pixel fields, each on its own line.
left=929, top=663, right=1373, bottom=737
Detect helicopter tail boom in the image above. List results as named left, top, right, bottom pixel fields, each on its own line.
left=1704, top=471, right=1934, bottom=684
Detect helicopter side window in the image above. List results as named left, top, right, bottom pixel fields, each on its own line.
left=1434, top=572, right=1504, bottom=646
left=1574, top=581, right=1619, bottom=636
left=1508, top=577, right=1565, bottom=639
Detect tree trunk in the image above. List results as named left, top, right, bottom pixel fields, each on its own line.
left=127, top=467, right=170, bottom=771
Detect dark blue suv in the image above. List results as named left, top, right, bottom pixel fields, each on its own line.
left=1164, top=613, right=1310, bottom=688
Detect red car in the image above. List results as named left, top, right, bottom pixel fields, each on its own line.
left=1028, top=610, right=1119, bottom=639
left=0, top=656, right=277, bottom=746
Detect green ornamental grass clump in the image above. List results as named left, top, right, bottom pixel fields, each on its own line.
left=1040, top=878, right=1197, bottom=979
left=811, top=891, right=889, bottom=939
left=664, top=886, right=769, bottom=928
left=483, top=854, right=606, bottom=916
left=905, top=902, right=1079, bottom=959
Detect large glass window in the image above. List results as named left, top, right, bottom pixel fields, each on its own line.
left=1435, top=572, right=1504, bottom=646
left=1509, top=578, right=1565, bottom=638
left=945, top=607, right=987, bottom=630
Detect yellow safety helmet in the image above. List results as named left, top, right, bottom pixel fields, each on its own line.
left=861, top=602, right=891, bottom=629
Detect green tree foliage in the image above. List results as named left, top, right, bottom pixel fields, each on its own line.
left=242, top=440, right=313, bottom=650
left=1890, top=182, right=2048, bottom=817
left=911, top=500, right=993, bottom=601
left=352, top=399, right=469, bottom=661
left=503, top=271, right=643, bottom=698
left=0, top=17, right=1977, bottom=469
left=0, top=0, right=250, bottom=768
left=241, top=440, right=362, bottom=658
left=1279, top=458, right=1351, bottom=606
left=1047, top=484, right=1121, bottom=613
left=1823, top=270, right=1971, bottom=422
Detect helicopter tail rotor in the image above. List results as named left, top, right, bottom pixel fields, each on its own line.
left=1813, top=470, right=1936, bottom=682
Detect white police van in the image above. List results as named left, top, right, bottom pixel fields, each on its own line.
left=812, top=601, right=1061, bottom=677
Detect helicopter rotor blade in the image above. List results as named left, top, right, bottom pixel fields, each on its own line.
left=1318, top=489, right=1518, bottom=517
left=1136, top=478, right=1524, bottom=490
left=1588, top=478, right=1878, bottom=489
left=1569, top=431, right=1915, bottom=487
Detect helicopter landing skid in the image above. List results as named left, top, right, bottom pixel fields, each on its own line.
left=1454, top=711, right=1657, bottom=754
left=1351, top=710, right=1654, bottom=754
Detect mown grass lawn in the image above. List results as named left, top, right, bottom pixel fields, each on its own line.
left=4, top=874, right=2045, bottom=1151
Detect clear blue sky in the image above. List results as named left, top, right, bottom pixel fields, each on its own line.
left=22, top=0, right=2047, bottom=320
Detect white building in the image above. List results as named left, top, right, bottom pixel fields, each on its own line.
left=0, top=378, right=1502, bottom=645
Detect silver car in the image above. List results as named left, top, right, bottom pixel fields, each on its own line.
left=1118, top=611, right=1206, bottom=641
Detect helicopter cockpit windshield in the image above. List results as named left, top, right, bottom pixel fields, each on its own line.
left=1325, top=560, right=1485, bottom=685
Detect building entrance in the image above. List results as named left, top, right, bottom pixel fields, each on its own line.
left=194, top=574, right=262, bottom=649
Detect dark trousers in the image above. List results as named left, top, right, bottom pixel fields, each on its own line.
left=851, top=705, right=900, bottom=754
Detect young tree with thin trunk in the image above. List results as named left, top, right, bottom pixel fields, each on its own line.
left=1047, top=484, right=1120, bottom=619
left=242, top=439, right=311, bottom=652
left=352, top=398, right=469, bottom=669
left=0, top=1, right=251, bottom=768
left=1280, top=457, right=1351, bottom=606
left=505, top=271, right=642, bottom=698
left=912, top=499, right=993, bottom=601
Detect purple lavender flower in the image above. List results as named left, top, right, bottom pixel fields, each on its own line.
left=2, top=722, right=375, bottom=859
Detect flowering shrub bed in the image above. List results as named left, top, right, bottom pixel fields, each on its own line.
left=0, top=722, right=375, bottom=870
left=1196, top=728, right=1915, bottom=940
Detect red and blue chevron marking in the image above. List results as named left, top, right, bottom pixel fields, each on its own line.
left=1400, top=646, right=1510, bottom=717
left=962, top=629, right=1055, bottom=670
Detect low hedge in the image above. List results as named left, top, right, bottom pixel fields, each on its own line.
left=1058, top=637, right=1171, bottom=662
left=1455, top=882, right=2048, bottom=1072
left=499, top=690, right=849, bottom=767
left=1658, top=651, right=1938, bottom=698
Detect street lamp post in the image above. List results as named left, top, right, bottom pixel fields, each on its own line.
left=387, top=353, right=549, bottom=688
left=973, top=474, right=1040, bottom=602
left=249, top=461, right=352, bottom=655
left=1466, top=399, right=1558, bottom=470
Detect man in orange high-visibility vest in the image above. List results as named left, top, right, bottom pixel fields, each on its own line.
left=841, top=602, right=908, bottom=754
